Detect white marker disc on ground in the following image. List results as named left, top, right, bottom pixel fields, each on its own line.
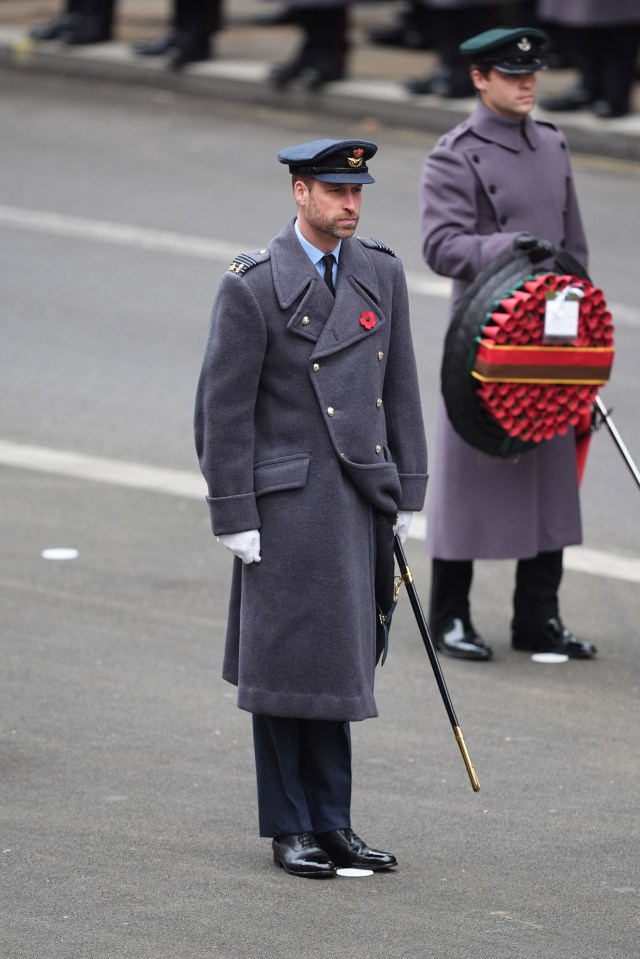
left=41, top=548, right=79, bottom=560
left=336, top=867, right=374, bottom=878
left=531, top=652, right=569, bottom=664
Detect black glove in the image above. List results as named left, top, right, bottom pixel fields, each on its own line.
left=514, top=233, right=555, bottom=263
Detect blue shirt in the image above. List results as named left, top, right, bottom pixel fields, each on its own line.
left=295, top=220, right=341, bottom=289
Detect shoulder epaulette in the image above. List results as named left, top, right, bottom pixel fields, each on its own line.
left=439, top=121, right=470, bottom=148
left=358, top=236, right=396, bottom=257
left=228, top=253, right=259, bottom=276
left=227, top=248, right=270, bottom=276
left=534, top=117, right=560, bottom=133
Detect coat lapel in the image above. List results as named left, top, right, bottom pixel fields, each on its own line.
left=312, top=237, right=387, bottom=358
left=269, top=219, right=333, bottom=343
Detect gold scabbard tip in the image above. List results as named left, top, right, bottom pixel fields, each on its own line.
left=454, top=726, right=481, bottom=792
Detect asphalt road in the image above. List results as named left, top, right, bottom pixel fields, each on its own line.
left=1, top=70, right=639, bottom=959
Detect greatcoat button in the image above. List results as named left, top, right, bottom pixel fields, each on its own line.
left=313, top=363, right=320, bottom=372
left=327, top=407, right=335, bottom=417
left=375, top=445, right=382, bottom=454
left=376, top=398, right=383, bottom=407
left=301, top=316, right=310, bottom=326
left=378, top=352, right=384, bottom=361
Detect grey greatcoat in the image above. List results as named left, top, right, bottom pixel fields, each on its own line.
left=536, top=0, right=640, bottom=26
left=420, top=101, right=589, bottom=561
left=195, top=219, right=428, bottom=722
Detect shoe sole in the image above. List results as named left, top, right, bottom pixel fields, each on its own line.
left=273, top=855, right=336, bottom=878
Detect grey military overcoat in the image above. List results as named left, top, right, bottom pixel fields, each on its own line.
left=420, top=101, right=589, bottom=561
left=195, top=219, right=428, bottom=721
left=536, top=0, right=640, bottom=27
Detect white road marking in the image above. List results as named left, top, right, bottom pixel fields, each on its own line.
left=1, top=440, right=639, bottom=584
left=0, top=203, right=638, bottom=326
left=41, top=547, right=79, bottom=560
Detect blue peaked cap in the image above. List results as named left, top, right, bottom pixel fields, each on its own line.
left=277, top=139, right=377, bottom=184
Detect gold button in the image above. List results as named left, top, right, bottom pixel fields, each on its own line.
left=378, top=352, right=384, bottom=361
left=327, top=407, right=335, bottom=417
left=301, top=316, right=310, bottom=326
left=313, top=363, right=320, bottom=372
left=375, top=445, right=382, bottom=454
left=376, top=398, right=383, bottom=408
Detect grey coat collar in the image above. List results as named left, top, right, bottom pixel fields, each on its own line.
left=269, top=218, right=381, bottom=309
left=468, top=100, right=540, bottom=152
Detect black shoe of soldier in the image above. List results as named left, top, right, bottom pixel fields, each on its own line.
left=61, top=17, right=112, bottom=45
left=272, top=833, right=336, bottom=878
left=435, top=618, right=492, bottom=661
left=168, top=35, right=212, bottom=71
left=512, top=617, right=596, bottom=659
left=539, top=85, right=594, bottom=112
left=316, top=828, right=397, bottom=871
left=132, top=29, right=179, bottom=57
left=28, top=13, right=82, bottom=41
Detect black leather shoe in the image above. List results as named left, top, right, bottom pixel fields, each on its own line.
left=269, top=58, right=304, bottom=88
left=593, top=99, right=629, bottom=119
left=168, top=36, right=211, bottom=71
left=132, top=29, right=179, bottom=57
left=512, top=617, right=596, bottom=659
left=298, top=64, right=345, bottom=91
left=272, top=833, right=336, bottom=878
left=435, top=618, right=492, bottom=661
left=28, top=13, right=82, bottom=41
left=368, top=22, right=430, bottom=50
left=539, top=86, right=594, bottom=112
left=270, top=57, right=344, bottom=91
left=61, top=17, right=112, bottom=46
left=403, top=69, right=474, bottom=98
left=316, top=828, right=397, bottom=871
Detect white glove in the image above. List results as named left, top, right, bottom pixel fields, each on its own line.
left=393, top=511, right=413, bottom=546
left=216, top=530, right=261, bottom=564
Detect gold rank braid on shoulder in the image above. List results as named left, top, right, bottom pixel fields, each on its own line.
left=357, top=237, right=396, bottom=257
left=228, top=253, right=259, bottom=275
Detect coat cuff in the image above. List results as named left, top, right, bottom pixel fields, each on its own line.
left=398, top=472, right=429, bottom=512
left=206, top=492, right=261, bottom=537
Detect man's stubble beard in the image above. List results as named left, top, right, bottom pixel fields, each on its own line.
left=305, top=198, right=359, bottom=240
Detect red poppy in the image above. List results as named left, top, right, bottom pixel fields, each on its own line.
left=360, top=311, right=376, bottom=330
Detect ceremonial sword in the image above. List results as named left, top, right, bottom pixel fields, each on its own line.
left=393, top=536, right=481, bottom=793
left=593, top=395, right=640, bottom=490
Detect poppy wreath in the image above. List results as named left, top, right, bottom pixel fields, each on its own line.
left=441, top=249, right=615, bottom=458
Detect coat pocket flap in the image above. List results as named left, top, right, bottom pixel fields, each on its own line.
left=254, top=453, right=312, bottom=496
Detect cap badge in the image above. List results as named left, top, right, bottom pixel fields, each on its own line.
left=347, top=148, right=364, bottom=169
left=517, top=37, right=532, bottom=52
left=360, top=311, right=376, bottom=330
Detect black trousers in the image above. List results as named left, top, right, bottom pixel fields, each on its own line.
left=429, top=550, right=564, bottom=635
left=563, top=24, right=640, bottom=110
left=173, top=0, right=223, bottom=37
left=251, top=715, right=352, bottom=839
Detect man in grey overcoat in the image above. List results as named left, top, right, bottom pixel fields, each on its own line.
left=195, top=139, right=428, bottom=878
left=419, top=27, right=597, bottom=662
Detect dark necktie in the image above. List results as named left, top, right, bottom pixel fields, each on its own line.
left=321, top=254, right=336, bottom=295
